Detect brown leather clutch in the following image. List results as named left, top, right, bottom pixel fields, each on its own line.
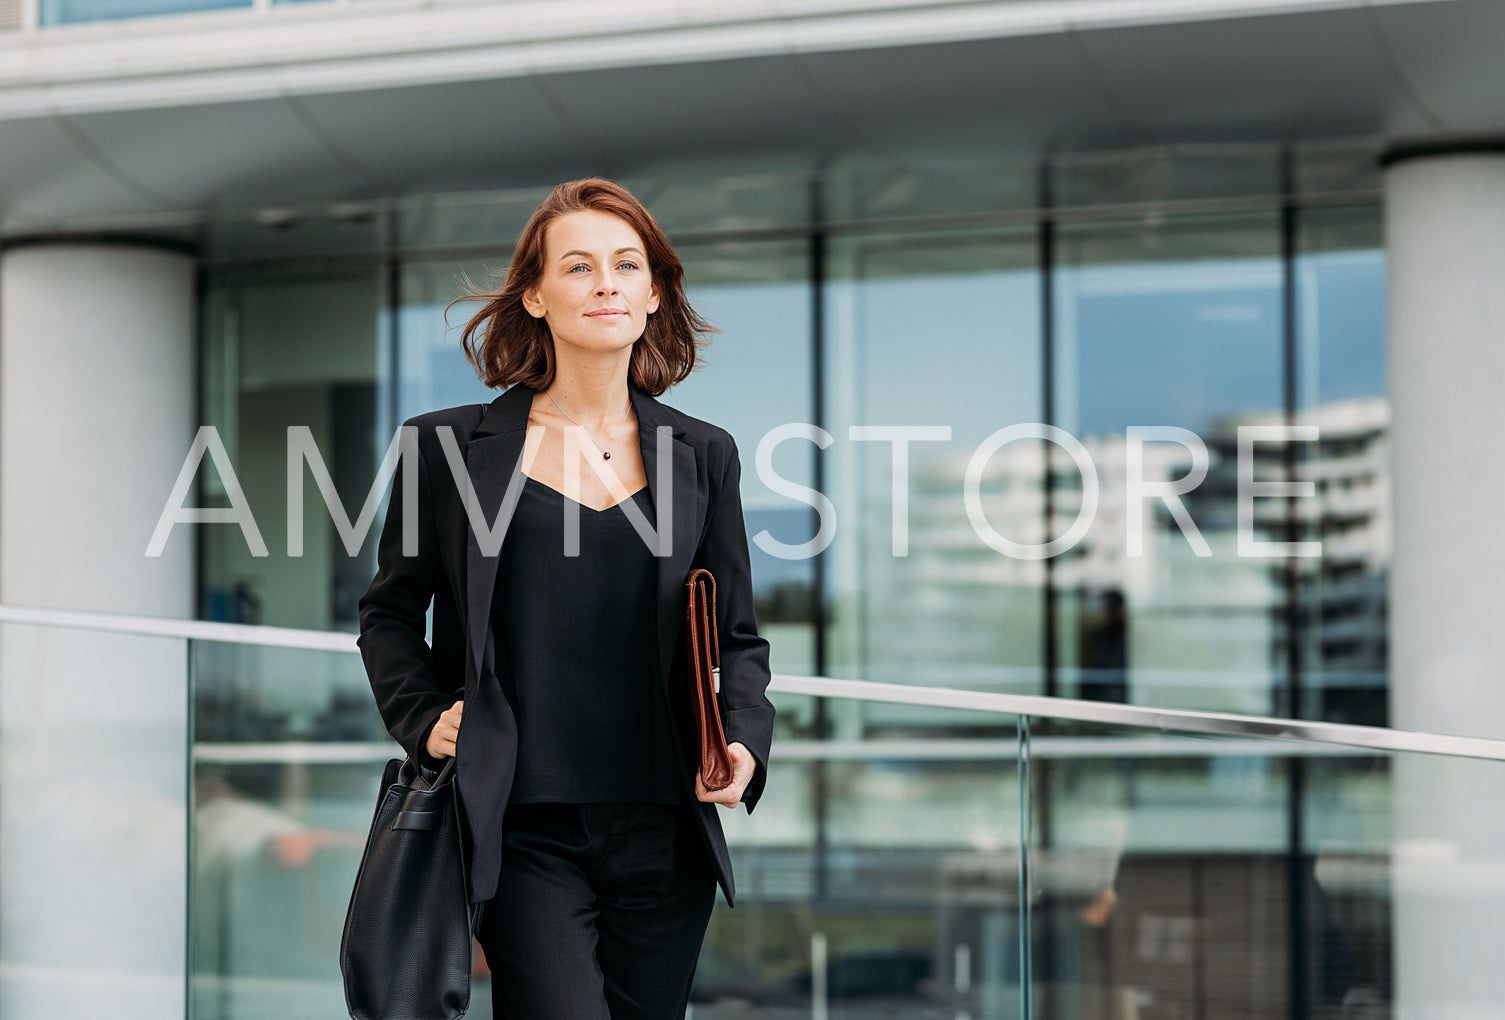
left=684, top=567, right=735, bottom=792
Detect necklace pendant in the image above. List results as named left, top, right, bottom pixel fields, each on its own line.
left=603, top=451, right=611, bottom=459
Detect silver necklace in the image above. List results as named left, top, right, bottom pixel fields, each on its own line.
left=546, top=388, right=633, bottom=460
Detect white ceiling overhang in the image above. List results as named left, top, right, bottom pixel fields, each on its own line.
left=0, top=0, right=1496, bottom=233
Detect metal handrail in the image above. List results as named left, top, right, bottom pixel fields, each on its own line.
left=192, top=736, right=1376, bottom=765
left=6, top=602, right=1505, bottom=762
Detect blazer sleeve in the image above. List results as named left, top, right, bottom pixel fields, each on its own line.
left=356, top=419, right=456, bottom=772
left=692, top=431, right=776, bottom=815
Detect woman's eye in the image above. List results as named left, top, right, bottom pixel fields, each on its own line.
left=566, top=261, right=638, bottom=273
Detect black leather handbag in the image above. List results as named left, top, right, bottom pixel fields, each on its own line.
left=340, top=754, right=483, bottom=1020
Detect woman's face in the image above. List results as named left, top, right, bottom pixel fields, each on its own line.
left=522, top=208, right=661, bottom=360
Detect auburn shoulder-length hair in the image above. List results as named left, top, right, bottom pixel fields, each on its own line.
left=447, top=178, right=716, bottom=397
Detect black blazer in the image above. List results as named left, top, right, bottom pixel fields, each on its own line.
left=357, top=380, right=776, bottom=907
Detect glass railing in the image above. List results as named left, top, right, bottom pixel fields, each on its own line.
left=1023, top=723, right=1380, bottom=1019
left=3, top=605, right=1505, bottom=1019
left=0, top=615, right=192, bottom=1018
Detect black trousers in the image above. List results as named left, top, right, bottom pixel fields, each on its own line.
left=476, top=799, right=717, bottom=1019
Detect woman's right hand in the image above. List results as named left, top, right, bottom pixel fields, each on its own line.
left=426, top=700, right=463, bottom=760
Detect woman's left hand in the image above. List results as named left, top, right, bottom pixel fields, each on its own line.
left=695, top=741, right=756, bottom=808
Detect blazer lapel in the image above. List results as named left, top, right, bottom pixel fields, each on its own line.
left=631, top=383, right=701, bottom=695
left=460, top=382, right=533, bottom=692
left=459, top=381, right=700, bottom=704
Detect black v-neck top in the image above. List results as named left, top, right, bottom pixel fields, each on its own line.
left=493, top=473, right=687, bottom=806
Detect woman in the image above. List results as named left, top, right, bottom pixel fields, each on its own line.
left=356, top=178, right=776, bottom=1019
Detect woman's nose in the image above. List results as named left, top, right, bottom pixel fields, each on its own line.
left=596, top=269, right=620, bottom=294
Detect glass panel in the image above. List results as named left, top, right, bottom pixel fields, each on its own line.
left=189, top=637, right=1023, bottom=1018
left=703, top=708, right=1023, bottom=1018
left=824, top=153, right=1039, bottom=223
left=1295, top=205, right=1388, bottom=726
left=1047, top=141, right=1380, bottom=214
left=190, top=637, right=390, bottom=1019
left=675, top=239, right=817, bottom=677
left=622, top=172, right=812, bottom=236
left=1026, top=716, right=1505, bottom=1019
left=40, top=0, right=249, bottom=25
left=0, top=622, right=188, bottom=1019
left=395, top=257, right=502, bottom=428
left=1052, top=146, right=1282, bottom=211
left=1052, top=213, right=1286, bottom=716
left=205, top=205, right=389, bottom=264
left=390, top=172, right=811, bottom=254
left=1387, top=749, right=1505, bottom=1018
left=201, top=264, right=384, bottom=632
left=1026, top=720, right=1301, bottom=1019
left=824, top=226, right=1043, bottom=712
left=393, top=188, right=548, bottom=257
left=1294, top=143, right=1384, bottom=200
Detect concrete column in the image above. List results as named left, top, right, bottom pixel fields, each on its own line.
left=0, top=242, right=196, bottom=616
left=0, top=242, right=195, bottom=1020
left=1385, top=150, right=1505, bottom=1019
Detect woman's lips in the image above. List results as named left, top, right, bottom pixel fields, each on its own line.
left=587, top=309, right=626, bottom=318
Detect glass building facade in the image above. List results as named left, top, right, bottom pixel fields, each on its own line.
left=197, top=143, right=1388, bottom=725
left=165, top=144, right=1405, bottom=1018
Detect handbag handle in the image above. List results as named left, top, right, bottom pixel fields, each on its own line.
left=403, top=750, right=457, bottom=792
left=687, top=567, right=734, bottom=791
left=694, top=568, right=720, bottom=691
